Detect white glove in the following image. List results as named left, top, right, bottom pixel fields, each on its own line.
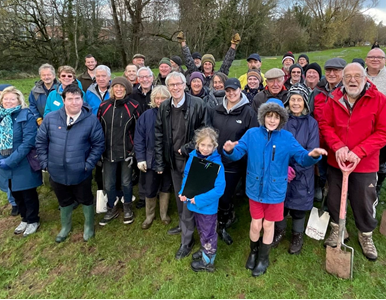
left=137, top=161, right=147, bottom=173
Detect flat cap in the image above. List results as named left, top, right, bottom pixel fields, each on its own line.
left=265, top=68, right=285, bottom=80
left=133, top=53, right=145, bottom=60
left=324, top=58, right=346, bottom=70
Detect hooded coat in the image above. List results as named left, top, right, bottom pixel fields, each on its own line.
left=224, top=99, right=321, bottom=204
left=283, top=94, right=319, bottom=211
left=28, top=79, right=59, bottom=119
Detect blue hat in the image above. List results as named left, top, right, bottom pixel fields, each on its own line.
left=0, top=84, right=11, bottom=92
left=258, top=98, right=288, bottom=130
left=247, top=53, right=261, bottom=62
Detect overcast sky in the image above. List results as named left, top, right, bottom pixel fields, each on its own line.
left=362, top=0, right=386, bottom=24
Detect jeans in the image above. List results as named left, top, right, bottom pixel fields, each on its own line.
left=7, top=188, right=16, bottom=206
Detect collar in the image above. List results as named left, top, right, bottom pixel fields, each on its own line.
left=171, top=94, right=186, bottom=108
left=67, top=110, right=82, bottom=126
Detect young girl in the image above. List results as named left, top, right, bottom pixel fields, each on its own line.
left=179, top=127, right=226, bottom=272
left=223, top=98, right=327, bottom=277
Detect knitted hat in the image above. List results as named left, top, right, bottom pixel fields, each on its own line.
left=192, top=52, right=202, bottom=60
left=298, top=54, right=309, bottom=64
left=111, top=76, right=133, bottom=96
left=282, top=51, right=295, bottom=64
left=289, top=64, right=303, bottom=75
left=305, top=63, right=322, bottom=79
left=258, top=98, right=288, bottom=130
left=189, top=71, right=204, bottom=84
left=202, top=54, right=215, bottom=68
left=284, top=82, right=310, bottom=105
left=159, top=57, right=171, bottom=67
left=171, top=55, right=183, bottom=66
left=265, top=68, right=285, bottom=80
left=352, top=58, right=365, bottom=68
left=247, top=69, right=262, bottom=82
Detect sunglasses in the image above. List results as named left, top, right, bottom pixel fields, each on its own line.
left=61, top=74, right=73, bottom=78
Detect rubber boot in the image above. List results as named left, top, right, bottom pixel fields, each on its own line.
left=142, top=197, right=157, bottom=229
left=82, top=204, right=95, bottom=241
left=191, top=252, right=216, bottom=272
left=245, top=238, right=259, bottom=270
left=55, top=204, right=73, bottom=243
left=218, top=208, right=233, bottom=245
left=252, top=240, right=271, bottom=277
left=225, top=203, right=238, bottom=229
left=271, top=220, right=287, bottom=248
left=192, top=248, right=203, bottom=260
left=159, top=192, right=171, bottom=225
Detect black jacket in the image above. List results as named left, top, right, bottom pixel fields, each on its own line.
left=251, top=87, right=289, bottom=113
left=203, top=90, right=225, bottom=108
left=97, top=96, right=140, bottom=162
left=208, top=96, right=259, bottom=172
left=131, top=85, right=152, bottom=113
left=154, top=93, right=207, bottom=171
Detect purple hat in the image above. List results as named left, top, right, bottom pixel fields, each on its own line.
left=189, top=71, right=204, bottom=84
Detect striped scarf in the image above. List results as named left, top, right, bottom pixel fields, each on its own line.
left=0, top=105, right=21, bottom=156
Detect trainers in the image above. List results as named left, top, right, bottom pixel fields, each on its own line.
left=23, top=222, right=40, bottom=237
left=14, top=221, right=28, bottom=234
left=123, top=203, right=134, bottom=224
left=99, top=205, right=119, bottom=226
left=358, top=231, right=378, bottom=261
left=11, top=206, right=19, bottom=216
left=324, top=222, right=349, bottom=248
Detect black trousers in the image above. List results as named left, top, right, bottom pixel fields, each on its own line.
left=50, top=175, right=94, bottom=208
left=10, top=182, right=40, bottom=224
left=144, top=169, right=172, bottom=198
left=219, top=171, right=242, bottom=211
left=327, top=166, right=378, bottom=232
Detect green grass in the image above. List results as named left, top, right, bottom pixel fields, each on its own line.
left=1, top=46, right=386, bottom=298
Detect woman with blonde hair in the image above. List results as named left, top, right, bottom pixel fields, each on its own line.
left=0, top=86, right=42, bottom=236
left=134, top=85, right=173, bottom=229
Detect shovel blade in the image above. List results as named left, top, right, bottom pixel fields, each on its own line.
left=326, top=246, right=352, bottom=279
left=380, top=210, right=386, bottom=236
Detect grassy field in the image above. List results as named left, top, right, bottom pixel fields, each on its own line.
left=1, top=46, right=386, bottom=298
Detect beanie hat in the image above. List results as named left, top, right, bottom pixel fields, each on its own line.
left=305, top=63, right=322, bottom=79
left=258, top=98, right=288, bottom=130
left=171, top=55, right=183, bottom=67
left=247, top=69, right=262, bottom=82
left=289, top=64, right=303, bottom=75
left=111, top=76, right=133, bottom=97
left=352, top=58, right=365, bottom=68
left=282, top=51, right=295, bottom=64
left=284, top=83, right=310, bottom=105
left=159, top=57, right=171, bottom=67
left=192, top=52, right=202, bottom=60
left=189, top=71, right=204, bottom=84
left=298, top=54, right=309, bottom=64
left=202, top=54, right=215, bottom=68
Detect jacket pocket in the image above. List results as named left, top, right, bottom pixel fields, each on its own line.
left=246, top=170, right=262, bottom=197
left=269, top=175, right=288, bottom=200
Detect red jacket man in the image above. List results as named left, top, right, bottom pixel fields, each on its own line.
left=320, top=63, right=386, bottom=261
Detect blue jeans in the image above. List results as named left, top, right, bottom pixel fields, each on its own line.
left=103, top=160, right=133, bottom=208
left=7, top=188, right=16, bottom=206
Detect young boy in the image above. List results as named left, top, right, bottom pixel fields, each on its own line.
left=223, top=98, right=327, bottom=277
left=179, top=127, right=226, bottom=272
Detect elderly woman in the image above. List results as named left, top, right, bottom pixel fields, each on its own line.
left=208, top=78, right=258, bottom=245
left=203, top=72, right=228, bottom=108
left=271, top=83, right=319, bottom=254
left=242, top=70, right=263, bottom=103
left=134, top=85, right=173, bottom=229
left=44, top=65, right=83, bottom=117
left=97, top=77, right=140, bottom=226
left=0, top=86, right=42, bottom=236
left=189, top=72, right=209, bottom=99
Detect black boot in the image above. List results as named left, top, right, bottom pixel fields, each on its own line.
left=191, top=252, right=216, bottom=272
left=271, top=227, right=286, bottom=248
left=288, top=232, right=303, bottom=255
left=225, top=204, right=238, bottom=229
left=245, top=238, right=259, bottom=270
left=192, top=249, right=203, bottom=260
left=218, top=208, right=233, bottom=245
left=252, top=240, right=271, bottom=277
left=135, top=198, right=146, bottom=209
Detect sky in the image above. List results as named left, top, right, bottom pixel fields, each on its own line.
left=363, top=0, right=386, bottom=24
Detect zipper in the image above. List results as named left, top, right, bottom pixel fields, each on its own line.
left=110, top=100, right=116, bottom=162
left=272, top=145, right=276, bottom=161
left=123, top=116, right=134, bottom=159
left=63, top=129, right=69, bottom=184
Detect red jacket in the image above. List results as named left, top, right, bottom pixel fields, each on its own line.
left=320, top=82, right=386, bottom=173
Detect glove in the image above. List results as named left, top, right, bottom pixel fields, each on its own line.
left=0, top=159, right=11, bottom=170
left=36, top=118, right=43, bottom=126
left=137, top=161, right=147, bottom=173
left=231, top=33, right=241, bottom=45
left=125, top=156, right=134, bottom=168
left=288, top=166, right=296, bottom=182
left=177, top=31, right=185, bottom=43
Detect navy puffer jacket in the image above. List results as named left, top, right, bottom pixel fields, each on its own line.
left=36, top=105, right=105, bottom=185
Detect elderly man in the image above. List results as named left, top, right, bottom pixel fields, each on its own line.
left=154, top=58, right=172, bottom=86
left=304, top=63, right=322, bottom=92
left=297, top=54, right=309, bottom=72
left=282, top=51, right=295, bottom=81
left=28, top=64, right=58, bottom=125
left=79, top=54, right=98, bottom=92
left=320, top=63, right=386, bottom=261
left=132, top=54, right=145, bottom=68
left=85, top=65, right=111, bottom=115
left=251, top=68, right=288, bottom=113
left=239, top=53, right=266, bottom=90
left=155, top=72, right=207, bottom=259
left=36, top=85, right=105, bottom=243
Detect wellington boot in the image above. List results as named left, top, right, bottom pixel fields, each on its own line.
left=56, top=204, right=73, bottom=243
left=252, top=240, right=271, bottom=277
left=159, top=192, right=171, bottom=225
left=245, top=238, right=259, bottom=270
left=142, top=197, right=157, bottom=229
left=191, top=252, right=216, bottom=272
left=82, top=204, right=95, bottom=241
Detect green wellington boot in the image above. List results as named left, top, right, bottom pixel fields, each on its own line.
left=55, top=204, right=73, bottom=243
left=83, top=204, right=95, bottom=241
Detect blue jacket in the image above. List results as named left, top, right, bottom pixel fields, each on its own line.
left=179, top=150, right=225, bottom=215
left=36, top=105, right=105, bottom=185
left=85, top=83, right=110, bottom=115
left=284, top=114, right=319, bottom=211
left=43, top=80, right=84, bottom=117
left=224, top=126, right=321, bottom=204
left=28, top=79, right=59, bottom=119
left=0, top=109, right=42, bottom=192
left=134, top=107, right=158, bottom=170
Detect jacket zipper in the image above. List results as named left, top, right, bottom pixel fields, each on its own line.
left=123, top=116, right=134, bottom=159
left=64, top=129, right=69, bottom=184
left=272, top=145, right=276, bottom=161
left=110, top=100, right=116, bottom=162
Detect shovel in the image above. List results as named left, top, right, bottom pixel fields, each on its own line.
left=305, top=184, right=330, bottom=240
left=325, top=160, right=358, bottom=280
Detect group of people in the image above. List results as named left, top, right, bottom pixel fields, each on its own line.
left=0, top=34, right=385, bottom=276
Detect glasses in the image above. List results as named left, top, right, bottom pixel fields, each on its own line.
left=367, top=56, right=385, bottom=60
left=325, top=69, right=342, bottom=74
left=168, top=82, right=184, bottom=88
left=138, top=75, right=152, bottom=79
left=61, top=74, right=73, bottom=78
left=343, top=74, right=364, bottom=81
left=291, top=71, right=301, bottom=74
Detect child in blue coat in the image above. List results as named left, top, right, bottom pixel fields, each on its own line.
left=223, top=98, right=327, bottom=277
left=179, top=127, right=226, bottom=272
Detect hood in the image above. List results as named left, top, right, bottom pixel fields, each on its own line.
left=222, top=92, right=249, bottom=114
left=32, top=79, right=59, bottom=93
left=257, top=98, right=288, bottom=130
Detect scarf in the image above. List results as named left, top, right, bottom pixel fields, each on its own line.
left=0, top=105, right=21, bottom=156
